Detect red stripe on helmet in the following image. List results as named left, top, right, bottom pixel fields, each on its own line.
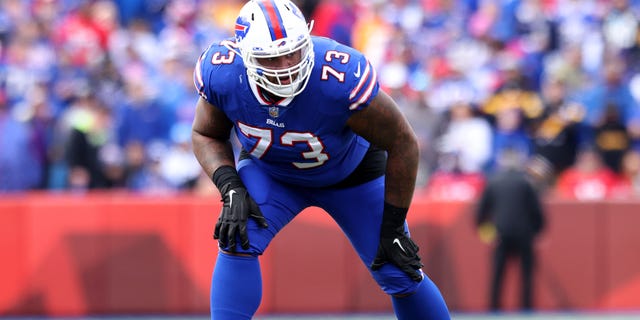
left=261, top=0, right=286, bottom=40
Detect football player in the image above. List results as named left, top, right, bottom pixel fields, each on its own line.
left=191, top=0, right=450, bottom=319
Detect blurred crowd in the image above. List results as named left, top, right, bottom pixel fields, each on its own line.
left=3, top=0, right=640, bottom=201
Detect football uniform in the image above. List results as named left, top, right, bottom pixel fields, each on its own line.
left=194, top=2, right=451, bottom=318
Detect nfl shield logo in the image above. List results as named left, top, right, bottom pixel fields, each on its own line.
left=269, top=106, right=279, bottom=118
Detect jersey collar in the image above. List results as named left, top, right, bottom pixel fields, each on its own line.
left=248, top=77, right=294, bottom=106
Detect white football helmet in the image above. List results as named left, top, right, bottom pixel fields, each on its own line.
left=233, top=0, right=315, bottom=98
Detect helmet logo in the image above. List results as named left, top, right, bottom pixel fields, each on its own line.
left=235, top=17, right=251, bottom=41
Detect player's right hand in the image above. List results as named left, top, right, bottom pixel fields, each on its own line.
left=214, top=186, right=268, bottom=252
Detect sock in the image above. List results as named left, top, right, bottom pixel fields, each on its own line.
left=210, top=253, right=262, bottom=320
left=392, top=275, right=451, bottom=320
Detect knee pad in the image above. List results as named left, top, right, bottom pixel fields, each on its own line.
left=371, top=263, right=422, bottom=296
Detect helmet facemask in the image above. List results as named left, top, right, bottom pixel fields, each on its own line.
left=234, top=0, right=315, bottom=98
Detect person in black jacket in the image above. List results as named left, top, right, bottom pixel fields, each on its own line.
left=476, top=148, right=546, bottom=311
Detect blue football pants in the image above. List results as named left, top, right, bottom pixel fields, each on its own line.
left=210, top=158, right=450, bottom=319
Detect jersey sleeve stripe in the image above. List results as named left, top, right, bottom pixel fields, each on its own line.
left=349, top=66, right=377, bottom=110
left=193, top=53, right=206, bottom=98
left=349, top=61, right=371, bottom=100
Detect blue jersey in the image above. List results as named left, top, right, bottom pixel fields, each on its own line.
left=194, top=36, right=380, bottom=187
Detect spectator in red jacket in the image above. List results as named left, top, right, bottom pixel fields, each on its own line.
left=555, top=146, right=618, bottom=200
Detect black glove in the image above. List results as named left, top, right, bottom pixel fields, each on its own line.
left=212, top=166, right=268, bottom=252
left=370, top=202, right=424, bottom=282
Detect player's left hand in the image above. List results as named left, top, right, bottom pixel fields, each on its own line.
left=371, top=228, right=424, bottom=282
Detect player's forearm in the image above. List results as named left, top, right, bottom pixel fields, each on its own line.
left=192, top=131, right=236, bottom=179
left=345, top=91, right=420, bottom=208
left=384, top=134, right=419, bottom=208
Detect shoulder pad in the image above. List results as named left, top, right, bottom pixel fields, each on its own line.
left=193, top=39, right=244, bottom=105
left=312, top=37, right=379, bottom=111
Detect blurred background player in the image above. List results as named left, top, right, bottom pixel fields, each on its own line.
left=475, top=148, right=546, bottom=311
left=190, top=0, right=450, bottom=319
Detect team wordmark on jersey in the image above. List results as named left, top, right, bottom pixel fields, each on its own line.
left=266, top=118, right=285, bottom=128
